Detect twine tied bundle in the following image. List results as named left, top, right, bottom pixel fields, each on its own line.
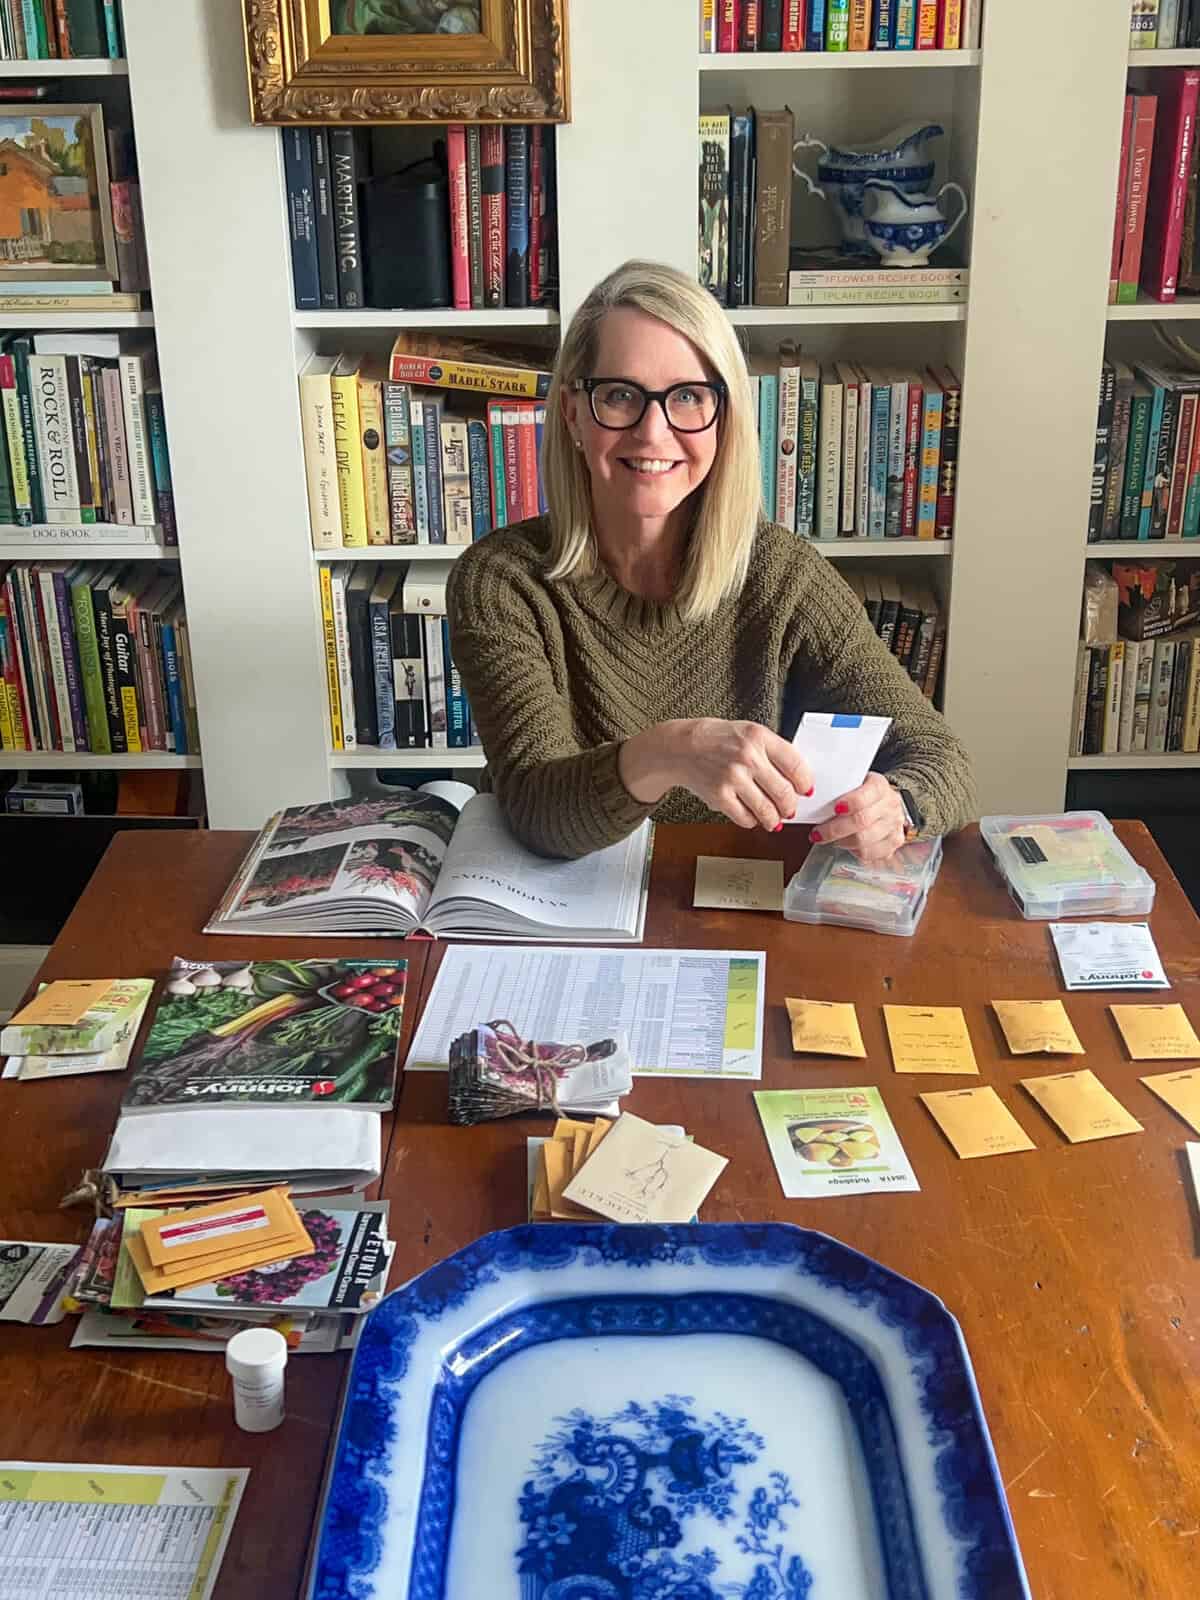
left=486, top=1019, right=588, bottom=1112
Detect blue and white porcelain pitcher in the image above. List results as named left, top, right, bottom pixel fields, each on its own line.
left=860, top=178, right=969, bottom=265
left=792, top=122, right=944, bottom=250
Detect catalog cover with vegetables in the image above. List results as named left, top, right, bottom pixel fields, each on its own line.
left=121, top=957, right=408, bottom=1112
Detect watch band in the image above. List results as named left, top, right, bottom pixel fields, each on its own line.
left=890, top=783, right=922, bottom=844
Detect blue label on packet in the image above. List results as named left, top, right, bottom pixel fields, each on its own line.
left=831, top=715, right=863, bottom=728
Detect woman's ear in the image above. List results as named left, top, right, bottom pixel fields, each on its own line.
left=560, top=381, right=582, bottom=444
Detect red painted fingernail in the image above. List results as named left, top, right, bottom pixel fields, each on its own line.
left=810, top=829, right=822, bottom=843
left=805, top=787, right=815, bottom=797
left=773, top=823, right=783, bottom=833
left=835, top=803, right=849, bottom=816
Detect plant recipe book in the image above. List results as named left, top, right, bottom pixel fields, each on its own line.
left=204, top=785, right=653, bottom=944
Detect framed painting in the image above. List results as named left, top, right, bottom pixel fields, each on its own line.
left=0, top=103, right=117, bottom=285
left=243, top=0, right=569, bottom=125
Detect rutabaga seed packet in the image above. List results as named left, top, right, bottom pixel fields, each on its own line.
left=754, top=1087, right=920, bottom=1199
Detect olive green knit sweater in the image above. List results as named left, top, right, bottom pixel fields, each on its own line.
left=446, top=516, right=977, bottom=859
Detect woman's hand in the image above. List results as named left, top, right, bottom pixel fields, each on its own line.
left=619, top=718, right=813, bottom=832
left=810, top=772, right=908, bottom=864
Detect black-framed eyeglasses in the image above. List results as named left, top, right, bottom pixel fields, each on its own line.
left=573, top=377, right=726, bottom=433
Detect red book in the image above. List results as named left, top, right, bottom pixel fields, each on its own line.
left=718, top=0, right=741, bottom=51
left=1119, top=95, right=1159, bottom=304
left=1167, top=391, right=1197, bottom=539
left=446, top=124, right=470, bottom=311
left=740, top=0, right=760, bottom=48
left=783, top=0, right=805, bottom=48
left=479, top=125, right=506, bottom=309
left=501, top=405, right=522, bottom=521
left=528, top=126, right=543, bottom=307
left=916, top=0, right=937, bottom=48
left=936, top=0, right=961, bottom=48
left=1109, top=95, right=1135, bottom=305
left=929, top=365, right=960, bottom=539
left=1142, top=69, right=1200, bottom=304
left=517, top=403, right=540, bottom=518
left=900, top=375, right=923, bottom=539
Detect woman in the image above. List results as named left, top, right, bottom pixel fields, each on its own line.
left=447, top=259, right=977, bottom=862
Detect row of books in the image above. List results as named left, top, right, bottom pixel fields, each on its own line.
left=319, top=559, right=475, bottom=755
left=754, top=349, right=960, bottom=539
left=1072, top=635, right=1200, bottom=755
left=843, top=568, right=946, bottom=701
left=1110, top=72, right=1200, bottom=307
left=1088, top=355, right=1200, bottom=541
left=1131, top=0, right=1200, bottom=48
left=0, top=333, right=172, bottom=534
left=698, top=0, right=981, bottom=51
left=283, top=124, right=557, bottom=313
left=698, top=107, right=966, bottom=309
left=0, top=561, right=198, bottom=755
left=300, top=345, right=548, bottom=551
left=0, top=0, right=119, bottom=58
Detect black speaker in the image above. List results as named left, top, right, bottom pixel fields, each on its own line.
left=362, top=166, right=451, bottom=309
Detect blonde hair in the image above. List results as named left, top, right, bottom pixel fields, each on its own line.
left=542, top=259, right=762, bottom=624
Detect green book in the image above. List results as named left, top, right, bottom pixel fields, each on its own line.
left=1120, top=383, right=1152, bottom=538
left=70, top=564, right=111, bottom=752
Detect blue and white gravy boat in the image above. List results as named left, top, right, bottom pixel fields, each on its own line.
left=792, top=122, right=944, bottom=250
left=861, top=178, right=969, bottom=266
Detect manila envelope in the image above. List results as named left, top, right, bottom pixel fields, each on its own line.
left=920, top=1087, right=1036, bottom=1159
left=992, top=999, right=1084, bottom=1056
left=1020, top=1068, right=1143, bottom=1144
left=884, top=1005, right=978, bottom=1075
left=694, top=856, right=784, bottom=912
left=1140, top=1068, right=1200, bottom=1135
left=563, top=1112, right=727, bottom=1225
left=542, top=1137, right=594, bottom=1220
left=11, top=979, right=116, bottom=1027
left=785, top=998, right=866, bottom=1059
left=1110, top=1004, right=1200, bottom=1061
left=140, top=1186, right=298, bottom=1269
left=125, top=1225, right=314, bottom=1295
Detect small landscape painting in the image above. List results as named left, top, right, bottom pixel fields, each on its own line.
left=0, top=104, right=116, bottom=283
left=331, top=0, right=482, bottom=33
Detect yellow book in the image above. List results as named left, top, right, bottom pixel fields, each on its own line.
left=318, top=562, right=344, bottom=750
left=1184, top=639, right=1200, bottom=754
left=80, top=362, right=103, bottom=518
left=388, top=333, right=551, bottom=399
left=0, top=667, right=13, bottom=749
left=330, top=356, right=368, bottom=548
left=358, top=360, right=391, bottom=547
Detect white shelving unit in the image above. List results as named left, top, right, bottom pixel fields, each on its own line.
left=0, top=58, right=127, bottom=76
left=294, top=309, right=559, bottom=331
left=727, top=304, right=966, bottom=326
left=0, top=750, right=199, bottom=770
left=0, top=310, right=152, bottom=329
left=1107, top=297, right=1200, bottom=320
left=330, top=748, right=487, bottom=771
left=1068, top=753, right=1200, bottom=770
left=0, top=540, right=177, bottom=561
left=698, top=50, right=981, bottom=71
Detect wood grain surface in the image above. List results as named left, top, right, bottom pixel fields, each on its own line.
left=2, top=822, right=1198, bottom=1598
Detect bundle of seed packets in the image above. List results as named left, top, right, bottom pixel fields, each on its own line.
left=783, top=837, right=943, bottom=937
left=448, top=1021, right=632, bottom=1124
left=530, top=1113, right=726, bottom=1224
left=1, top=978, right=153, bottom=1080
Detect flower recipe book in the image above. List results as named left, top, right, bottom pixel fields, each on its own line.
left=204, top=786, right=652, bottom=944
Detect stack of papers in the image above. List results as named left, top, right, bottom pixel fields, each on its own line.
left=448, top=1023, right=631, bottom=1123
left=2, top=978, right=153, bottom=1081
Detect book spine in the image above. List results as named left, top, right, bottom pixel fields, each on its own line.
left=0, top=354, right=30, bottom=522
left=80, top=359, right=106, bottom=523
left=761, top=0, right=783, bottom=49
left=775, top=358, right=799, bottom=527
left=40, top=0, right=58, bottom=56
left=1089, top=362, right=1116, bottom=540
left=329, top=568, right=356, bottom=751
left=1118, top=638, right=1141, bottom=752
left=109, top=595, right=141, bottom=752
left=894, top=0, right=915, bottom=47
left=70, top=572, right=108, bottom=751
left=1069, top=642, right=1090, bottom=756
left=100, top=366, right=133, bottom=526
left=382, top=381, right=415, bottom=544
left=487, top=399, right=508, bottom=528
left=1147, top=639, right=1173, bottom=750
left=466, top=124, right=485, bottom=311
left=310, top=128, right=339, bottom=309
left=26, top=564, right=60, bottom=745
left=1118, top=97, right=1159, bottom=304
left=1167, top=640, right=1188, bottom=749
left=884, top=375, right=907, bottom=537
left=423, top=399, right=445, bottom=545
left=37, top=568, right=73, bottom=751
left=937, top=0, right=961, bottom=47
left=1184, top=639, right=1200, bottom=752
left=329, top=368, right=368, bottom=548
left=440, top=418, right=473, bottom=546
left=62, top=358, right=93, bottom=520
left=391, top=610, right=426, bottom=747
left=855, top=370, right=871, bottom=536
left=366, top=592, right=395, bottom=754
left=753, top=110, right=793, bottom=306
left=133, top=603, right=166, bottom=751
left=20, top=0, right=43, bottom=57
left=1137, top=381, right=1165, bottom=537
left=728, top=114, right=751, bottom=308
left=1150, top=384, right=1177, bottom=538
left=839, top=377, right=858, bottom=534
left=29, top=355, right=77, bottom=520
left=1101, top=378, right=1132, bottom=540
left=849, top=0, right=871, bottom=48
left=826, top=0, right=848, bottom=48
left=330, top=129, right=366, bottom=310
left=0, top=600, right=20, bottom=750
left=282, top=126, right=319, bottom=311
left=873, top=0, right=894, bottom=47
left=807, top=0, right=826, bottom=50
left=447, top=124, right=470, bottom=312
left=1082, top=646, right=1106, bottom=755
left=8, top=337, right=42, bottom=522
left=916, top=0, right=937, bottom=47
left=916, top=381, right=942, bottom=539
left=423, top=612, right=447, bottom=748
left=1102, top=640, right=1125, bottom=753
left=816, top=372, right=842, bottom=537
left=758, top=374, right=778, bottom=515
left=385, top=352, right=550, bottom=400
left=701, top=0, right=717, bottom=50
left=900, top=377, right=922, bottom=538
left=357, top=377, right=390, bottom=547
left=516, top=403, right=539, bottom=519
left=118, top=355, right=155, bottom=526
left=318, top=563, right=343, bottom=750
left=741, top=0, right=760, bottom=47
left=1110, top=96, right=1135, bottom=304
left=1121, top=391, right=1152, bottom=535
left=409, top=395, right=429, bottom=542
left=932, top=366, right=959, bottom=537
left=52, top=568, right=87, bottom=748
left=1161, top=0, right=1181, bottom=49
left=1143, top=71, right=1200, bottom=303
left=150, top=615, right=179, bottom=753
left=443, top=617, right=470, bottom=748
left=10, top=569, right=44, bottom=747
left=299, top=371, right=343, bottom=551
left=868, top=384, right=890, bottom=538
left=504, top=125, right=530, bottom=309
left=1183, top=391, right=1200, bottom=537
left=782, top=0, right=804, bottom=48
left=1167, top=391, right=1197, bottom=537
left=699, top=114, right=730, bottom=303
left=718, top=0, right=740, bottom=51
left=100, top=0, right=118, bottom=56
left=480, top=124, right=506, bottom=309
left=502, top=405, right=521, bottom=518
left=1133, top=640, right=1155, bottom=751
left=467, top=417, right=492, bottom=539
left=345, top=585, right=377, bottom=748
left=796, top=367, right=819, bottom=537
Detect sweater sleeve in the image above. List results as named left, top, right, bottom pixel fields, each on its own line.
left=785, top=562, right=979, bottom=838
left=447, top=549, right=655, bottom=860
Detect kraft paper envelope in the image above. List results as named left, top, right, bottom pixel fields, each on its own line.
left=1020, top=1068, right=1143, bottom=1143
left=992, top=999, right=1084, bottom=1056
left=884, top=1005, right=979, bottom=1075
left=1110, top=1004, right=1200, bottom=1061
left=1140, top=1069, right=1200, bottom=1135
left=542, top=1137, right=594, bottom=1221
left=694, top=857, right=784, bottom=912
left=140, top=1186, right=298, bottom=1268
left=786, top=998, right=866, bottom=1059
left=12, top=979, right=116, bottom=1027
left=920, top=1087, right=1037, bottom=1159
left=125, top=1225, right=314, bottom=1295
left=562, top=1112, right=727, bottom=1225
left=1187, top=1144, right=1200, bottom=1212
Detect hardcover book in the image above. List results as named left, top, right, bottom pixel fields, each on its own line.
left=698, top=113, right=731, bottom=304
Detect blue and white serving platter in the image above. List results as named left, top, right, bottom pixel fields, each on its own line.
left=309, top=1222, right=1030, bottom=1600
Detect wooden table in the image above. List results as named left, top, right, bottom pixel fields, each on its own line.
left=2, top=822, right=1199, bottom=1599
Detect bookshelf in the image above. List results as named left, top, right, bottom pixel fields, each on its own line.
left=107, top=0, right=1143, bottom=828
left=0, top=58, right=128, bottom=76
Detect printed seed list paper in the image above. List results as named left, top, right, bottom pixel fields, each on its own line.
left=406, top=947, right=766, bottom=1079
left=0, top=1463, right=248, bottom=1600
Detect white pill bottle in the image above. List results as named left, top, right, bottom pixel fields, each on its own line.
left=225, top=1327, right=287, bottom=1433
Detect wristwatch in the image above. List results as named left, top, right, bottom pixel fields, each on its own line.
left=889, top=782, right=923, bottom=844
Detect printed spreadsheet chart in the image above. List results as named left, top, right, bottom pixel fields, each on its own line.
left=0, top=1463, right=248, bottom=1600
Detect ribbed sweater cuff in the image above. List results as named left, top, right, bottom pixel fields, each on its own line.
left=570, top=741, right=659, bottom=852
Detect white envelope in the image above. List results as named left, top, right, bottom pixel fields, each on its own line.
left=786, top=713, right=892, bottom=825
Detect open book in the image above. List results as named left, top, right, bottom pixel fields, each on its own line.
left=205, top=784, right=653, bottom=943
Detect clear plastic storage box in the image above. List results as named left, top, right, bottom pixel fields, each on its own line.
left=979, top=811, right=1156, bottom=920
left=783, top=836, right=944, bottom=938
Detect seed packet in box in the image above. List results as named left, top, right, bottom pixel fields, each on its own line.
left=447, top=1020, right=632, bottom=1124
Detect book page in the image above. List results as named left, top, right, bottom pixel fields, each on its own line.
left=426, top=794, right=650, bottom=935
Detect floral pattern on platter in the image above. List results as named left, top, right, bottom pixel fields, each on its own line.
left=517, top=1398, right=813, bottom=1600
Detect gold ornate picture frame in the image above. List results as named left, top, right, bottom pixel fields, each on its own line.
left=244, top=0, right=569, bottom=125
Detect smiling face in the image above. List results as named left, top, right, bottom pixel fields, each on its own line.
left=561, top=306, right=721, bottom=540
